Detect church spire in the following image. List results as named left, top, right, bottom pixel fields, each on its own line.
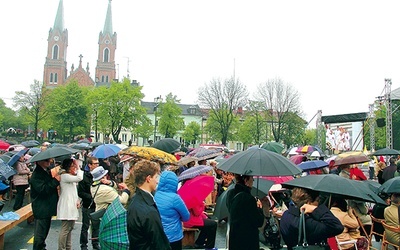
left=103, top=0, right=113, bottom=36
left=53, top=0, right=64, bottom=32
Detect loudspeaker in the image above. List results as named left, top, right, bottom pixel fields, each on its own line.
left=376, top=118, right=386, bottom=127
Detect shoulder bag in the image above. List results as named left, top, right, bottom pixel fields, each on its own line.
left=89, top=185, right=106, bottom=220
left=293, top=211, right=330, bottom=250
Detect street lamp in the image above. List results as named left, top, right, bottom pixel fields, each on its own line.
left=153, top=96, right=162, bottom=142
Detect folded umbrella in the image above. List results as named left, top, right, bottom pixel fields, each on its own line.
left=91, top=144, right=121, bottom=159
left=178, top=165, right=213, bottom=182
left=218, top=148, right=301, bottom=176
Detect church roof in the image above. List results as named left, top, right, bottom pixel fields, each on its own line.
left=65, top=58, right=95, bottom=87
left=103, top=0, right=113, bottom=36
left=53, top=0, right=65, bottom=32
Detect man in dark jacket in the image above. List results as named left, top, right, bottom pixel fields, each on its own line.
left=30, top=158, right=60, bottom=250
left=127, top=160, right=171, bottom=250
left=382, top=157, right=397, bottom=183
left=78, top=156, right=100, bottom=250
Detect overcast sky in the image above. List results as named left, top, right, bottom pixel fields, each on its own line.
left=2, top=0, right=400, bottom=127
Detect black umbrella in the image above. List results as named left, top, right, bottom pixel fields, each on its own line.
left=21, top=140, right=40, bottom=148
left=90, top=142, right=104, bottom=147
left=212, top=179, right=274, bottom=220
left=378, top=176, right=400, bottom=194
left=71, top=142, right=92, bottom=150
left=371, top=148, right=400, bottom=156
left=282, top=174, right=385, bottom=204
left=152, top=138, right=181, bottom=154
left=217, top=148, right=302, bottom=176
left=28, top=148, right=41, bottom=156
left=28, top=147, right=80, bottom=163
left=261, top=142, right=285, bottom=154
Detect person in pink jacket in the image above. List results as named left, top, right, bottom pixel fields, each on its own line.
left=12, top=154, right=31, bottom=210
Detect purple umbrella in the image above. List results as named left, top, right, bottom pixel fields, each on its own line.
left=178, top=165, right=213, bottom=182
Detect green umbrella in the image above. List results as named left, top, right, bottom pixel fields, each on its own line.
left=99, top=198, right=129, bottom=250
left=378, top=176, right=400, bottom=194
left=152, top=138, right=181, bottom=153
left=261, top=142, right=285, bottom=154
left=28, top=147, right=80, bottom=163
left=217, top=148, right=302, bottom=176
left=282, top=174, right=385, bottom=204
left=371, top=148, right=400, bottom=156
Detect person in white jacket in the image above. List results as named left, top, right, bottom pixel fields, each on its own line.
left=57, top=158, right=83, bottom=250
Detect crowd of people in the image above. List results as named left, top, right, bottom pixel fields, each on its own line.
left=3, top=139, right=400, bottom=250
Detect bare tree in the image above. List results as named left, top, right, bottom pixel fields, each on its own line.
left=254, top=78, right=302, bottom=143
left=198, top=77, right=248, bottom=145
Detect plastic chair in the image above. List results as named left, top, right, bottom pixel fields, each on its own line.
left=335, top=236, right=358, bottom=250
left=369, top=215, right=385, bottom=250
left=382, top=220, right=400, bottom=250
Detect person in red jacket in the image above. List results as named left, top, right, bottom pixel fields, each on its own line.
left=350, top=165, right=367, bottom=181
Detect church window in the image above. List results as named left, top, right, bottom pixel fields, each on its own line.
left=106, top=76, right=109, bottom=82
left=52, top=45, right=59, bottom=59
left=102, top=76, right=105, bottom=82
left=54, top=73, right=58, bottom=83
left=50, top=73, right=53, bottom=83
left=103, top=48, right=109, bottom=62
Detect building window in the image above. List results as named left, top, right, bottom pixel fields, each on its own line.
left=102, top=76, right=105, bottom=82
left=106, top=76, right=109, bottom=82
left=54, top=73, right=58, bottom=83
left=122, top=134, right=127, bottom=142
left=236, top=142, right=242, bottom=151
left=50, top=73, right=53, bottom=83
left=52, top=45, right=59, bottom=59
left=103, top=48, right=109, bottom=62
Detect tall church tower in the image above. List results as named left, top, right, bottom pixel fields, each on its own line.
left=43, top=0, right=68, bottom=88
left=95, top=0, right=117, bottom=86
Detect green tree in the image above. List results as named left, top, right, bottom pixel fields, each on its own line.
left=96, top=78, right=146, bottom=141
left=134, top=116, right=154, bottom=146
left=182, top=121, right=201, bottom=147
left=204, top=109, right=240, bottom=144
left=244, top=100, right=267, bottom=144
left=45, top=81, right=89, bottom=142
left=198, top=77, right=248, bottom=145
left=279, top=112, right=306, bottom=147
left=0, top=99, right=18, bottom=133
left=158, top=93, right=185, bottom=138
left=13, top=80, right=49, bottom=140
left=254, top=78, right=302, bottom=143
left=237, top=115, right=259, bottom=148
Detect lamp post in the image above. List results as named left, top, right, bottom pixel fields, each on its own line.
left=153, top=96, right=162, bottom=142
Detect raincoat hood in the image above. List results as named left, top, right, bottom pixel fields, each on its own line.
left=157, top=171, right=178, bottom=193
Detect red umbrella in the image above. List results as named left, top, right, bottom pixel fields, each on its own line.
left=0, top=140, right=10, bottom=151
left=289, top=155, right=307, bottom=165
left=261, top=176, right=294, bottom=184
left=178, top=175, right=214, bottom=209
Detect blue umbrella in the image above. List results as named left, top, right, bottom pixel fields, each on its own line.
left=297, top=160, right=328, bottom=171
left=91, top=144, right=121, bottom=159
left=0, top=159, right=17, bottom=180
left=7, top=148, right=29, bottom=167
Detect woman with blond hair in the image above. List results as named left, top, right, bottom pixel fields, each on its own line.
left=375, top=161, right=386, bottom=184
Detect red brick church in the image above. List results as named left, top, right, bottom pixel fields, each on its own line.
left=43, top=0, right=117, bottom=88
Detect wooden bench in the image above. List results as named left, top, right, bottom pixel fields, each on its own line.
left=0, top=203, right=34, bottom=250
left=182, top=227, right=199, bottom=248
